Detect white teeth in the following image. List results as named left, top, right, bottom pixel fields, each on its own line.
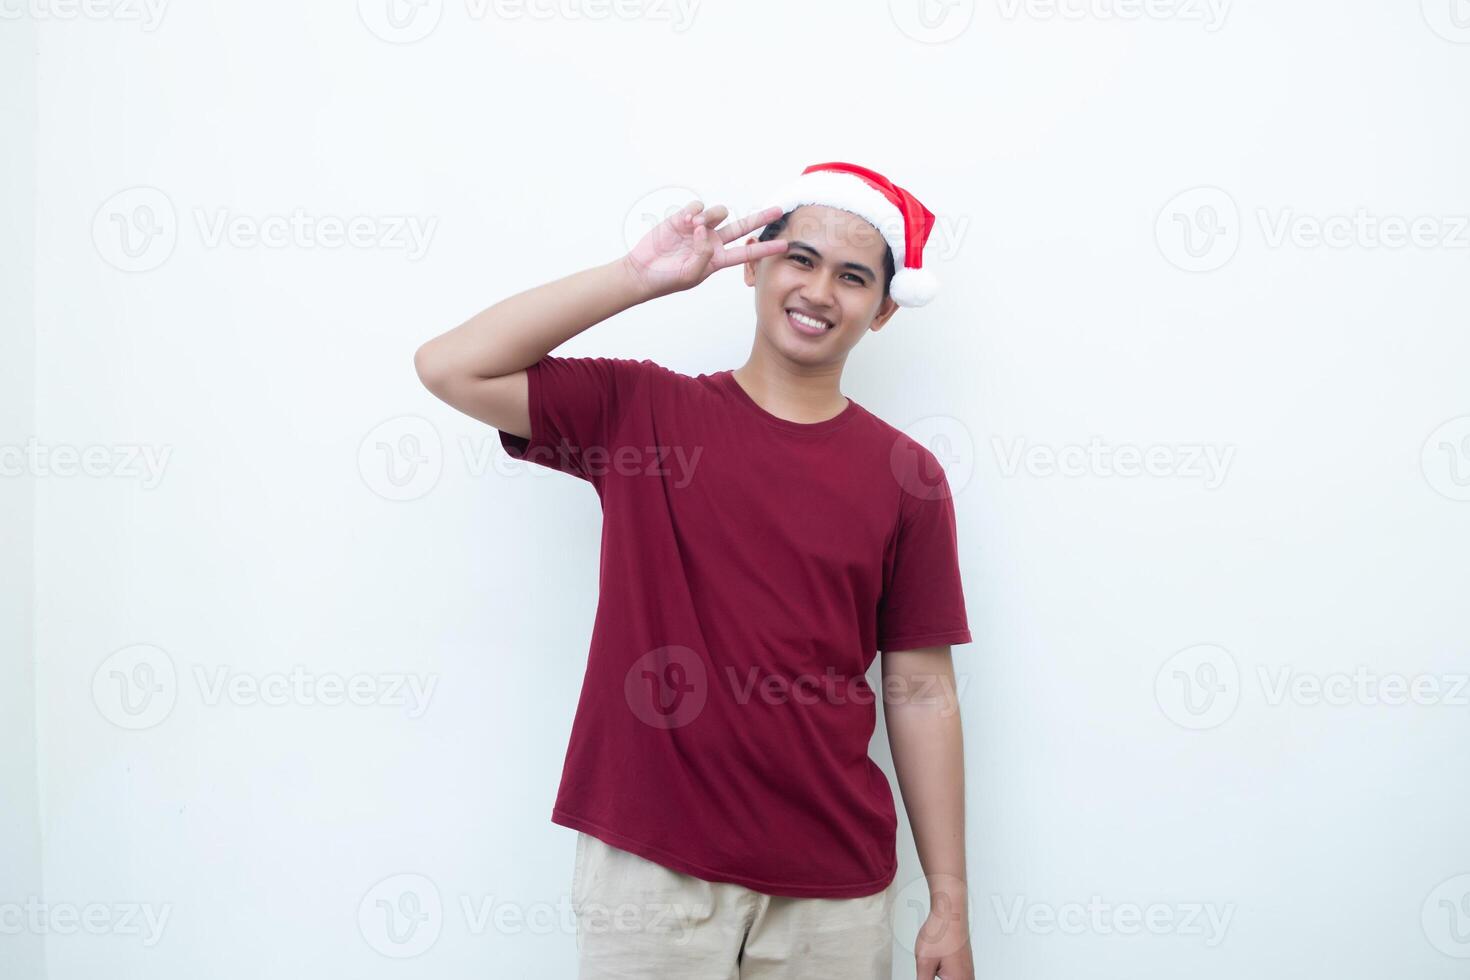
left=789, top=311, right=831, bottom=330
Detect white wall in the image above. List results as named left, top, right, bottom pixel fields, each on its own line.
left=10, top=1, right=1470, bottom=977
left=1, top=11, right=46, bottom=980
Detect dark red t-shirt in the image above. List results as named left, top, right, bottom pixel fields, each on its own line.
left=498, top=356, right=972, bottom=898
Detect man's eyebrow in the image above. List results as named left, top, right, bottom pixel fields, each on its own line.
left=786, top=240, right=878, bottom=281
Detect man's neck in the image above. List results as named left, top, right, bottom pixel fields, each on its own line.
left=730, top=359, right=849, bottom=425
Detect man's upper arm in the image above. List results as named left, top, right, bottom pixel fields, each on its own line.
left=495, top=355, right=652, bottom=484
left=876, top=451, right=973, bottom=653
left=879, top=645, right=957, bottom=706
left=416, top=355, right=531, bottom=438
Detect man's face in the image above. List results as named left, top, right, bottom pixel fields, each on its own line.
left=742, top=205, right=899, bottom=364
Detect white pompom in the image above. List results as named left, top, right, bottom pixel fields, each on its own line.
left=890, top=266, right=939, bottom=308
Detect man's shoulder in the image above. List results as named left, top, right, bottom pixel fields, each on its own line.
left=615, top=357, right=716, bottom=391
left=850, top=403, right=938, bottom=456
left=846, top=404, right=960, bottom=503
left=597, top=356, right=682, bottom=379
left=556, top=355, right=680, bottom=389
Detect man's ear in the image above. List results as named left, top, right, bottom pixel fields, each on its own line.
left=869, top=294, right=900, bottom=333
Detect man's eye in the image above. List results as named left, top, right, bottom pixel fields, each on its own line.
left=791, top=255, right=865, bottom=285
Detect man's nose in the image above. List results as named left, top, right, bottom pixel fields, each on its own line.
left=800, top=269, right=835, bottom=306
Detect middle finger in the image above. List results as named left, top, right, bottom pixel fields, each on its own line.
left=715, top=204, right=786, bottom=244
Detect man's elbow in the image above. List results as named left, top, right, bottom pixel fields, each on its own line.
left=413, top=341, right=451, bottom=396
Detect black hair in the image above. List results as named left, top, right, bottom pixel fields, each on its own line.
left=757, top=209, right=895, bottom=301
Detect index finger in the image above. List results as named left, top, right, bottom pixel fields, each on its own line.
left=715, top=204, right=787, bottom=245
left=713, top=236, right=789, bottom=270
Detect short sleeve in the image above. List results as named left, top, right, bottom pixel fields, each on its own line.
left=498, top=355, right=653, bottom=486
left=876, top=454, right=973, bottom=652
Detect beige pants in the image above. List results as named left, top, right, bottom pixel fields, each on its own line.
left=571, top=831, right=896, bottom=979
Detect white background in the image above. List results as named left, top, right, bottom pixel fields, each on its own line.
left=4, top=1, right=1470, bottom=977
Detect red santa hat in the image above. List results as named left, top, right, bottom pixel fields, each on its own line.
left=765, top=161, right=940, bottom=308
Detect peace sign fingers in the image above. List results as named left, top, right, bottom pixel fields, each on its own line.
left=711, top=236, right=790, bottom=271
left=709, top=204, right=786, bottom=245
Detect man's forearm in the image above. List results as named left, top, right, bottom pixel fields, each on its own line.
left=415, top=255, right=652, bottom=384
left=884, top=649, right=969, bottom=917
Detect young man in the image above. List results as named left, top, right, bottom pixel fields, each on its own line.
left=414, top=162, right=975, bottom=979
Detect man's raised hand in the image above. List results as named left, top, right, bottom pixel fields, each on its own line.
left=622, top=202, right=789, bottom=299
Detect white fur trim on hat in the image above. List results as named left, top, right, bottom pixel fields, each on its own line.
left=768, top=170, right=937, bottom=307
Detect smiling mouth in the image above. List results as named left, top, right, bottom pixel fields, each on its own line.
left=786, top=309, right=834, bottom=332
